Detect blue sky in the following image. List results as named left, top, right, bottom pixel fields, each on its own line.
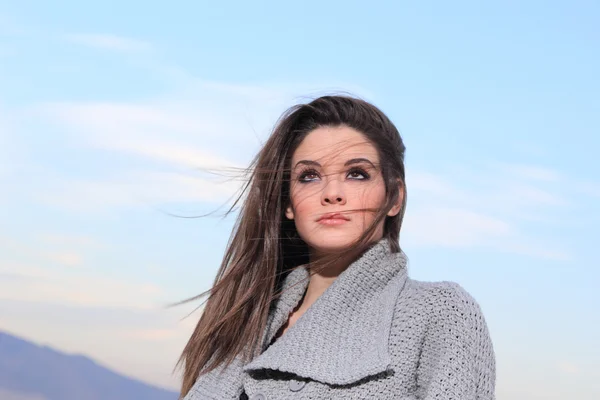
left=1, top=1, right=599, bottom=398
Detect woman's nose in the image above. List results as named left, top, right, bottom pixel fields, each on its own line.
left=321, top=180, right=347, bottom=205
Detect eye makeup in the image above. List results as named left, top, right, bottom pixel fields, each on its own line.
left=296, top=165, right=372, bottom=183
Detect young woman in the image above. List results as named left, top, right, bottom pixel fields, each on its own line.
left=178, top=96, right=496, bottom=399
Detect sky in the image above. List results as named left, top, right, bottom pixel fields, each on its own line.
left=0, top=0, right=599, bottom=398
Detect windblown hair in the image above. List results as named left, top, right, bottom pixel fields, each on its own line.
left=177, top=95, right=407, bottom=398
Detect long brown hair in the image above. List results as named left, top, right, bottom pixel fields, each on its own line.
left=177, top=95, right=407, bottom=397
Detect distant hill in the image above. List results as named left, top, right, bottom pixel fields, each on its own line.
left=0, top=330, right=178, bottom=400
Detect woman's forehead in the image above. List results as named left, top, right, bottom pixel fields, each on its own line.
left=292, top=126, right=379, bottom=164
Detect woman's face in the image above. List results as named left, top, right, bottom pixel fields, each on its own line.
left=286, top=125, right=401, bottom=256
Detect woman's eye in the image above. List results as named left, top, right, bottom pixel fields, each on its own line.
left=347, top=168, right=370, bottom=180
left=298, top=170, right=320, bottom=182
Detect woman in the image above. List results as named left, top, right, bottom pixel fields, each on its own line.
left=178, top=95, right=496, bottom=399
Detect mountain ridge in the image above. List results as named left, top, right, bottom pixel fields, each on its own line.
left=0, top=329, right=178, bottom=400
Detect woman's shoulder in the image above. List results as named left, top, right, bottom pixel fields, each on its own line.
left=407, top=278, right=480, bottom=302
left=397, top=278, right=488, bottom=325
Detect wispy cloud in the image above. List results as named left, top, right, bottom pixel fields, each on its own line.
left=23, top=84, right=299, bottom=212
left=577, top=181, right=600, bottom=198
left=97, top=138, right=241, bottom=170
left=557, top=361, right=581, bottom=375
left=0, top=232, right=167, bottom=309
left=498, top=163, right=564, bottom=182
left=37, top=171, right=242, bottom=213
left=45, top=252, right=84, bottom=267
left=36, top=233, right=106, bottom=250
left=503, top=183, right=568, bottom=207
left=410, top=164, right=569, bottom=211
left=24, top=84, right=578, bottom=258
left=0, top=106, right=21, bottom=180
left=120, top=328, right=179, bottom=341
left=403, top=206, right=511, bottom=248
left=65, top=34, right=152, bottom=52
left=0, top=233, right=101, bottom=269
left=404, top=163, right=573, bottom=259
left=0, top=262, right=165, bottom=309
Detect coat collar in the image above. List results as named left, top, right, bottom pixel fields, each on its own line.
left=243, top=239, right=409, bottom=386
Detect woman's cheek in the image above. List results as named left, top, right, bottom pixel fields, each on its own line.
left=291, top=185, right=321, bottom=213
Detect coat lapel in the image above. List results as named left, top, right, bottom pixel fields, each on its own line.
left=244, top=239, right=409, bottom=386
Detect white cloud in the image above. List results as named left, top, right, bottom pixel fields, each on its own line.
left=17, top=80, right=575, bottom=258
left=408, top=171, right=468, bottom=202
left=557, top=361, right=581, bottom=375
left=403, top=206, right=511, bottom=248
left=36, top=233, right=106, bottom=250
left=120, top=328, right=178, bottom=341
left=577, top=181, right=600, bottom=198
left=499, top=163, right=563, bottom=182
left=37, top=170, right=242, bottom=213
left=0, top=232, right=168, bottom=309
left=96, top=137, right=242, bottom=170
left=25, top=83, right=301, bottom=212
left=0, top=232, right=106, bottom=268
left=502, top=240, right=571, bottom=261
left=37, top=93, right=287, bottom=155
left=0, top=262, right=165, bottom=309
left=65, top=34, right=152, bottom=52
left=45, top=252, right=84, bottom=267
left=34, top=87, right=294, bottom=173
left=408, top=166, right=568, bottom=212
left=503, top=183, right=568, bottom=207
left=0, top=106, right=19, bottom=180
left=403, top=165, right=572, bottom=259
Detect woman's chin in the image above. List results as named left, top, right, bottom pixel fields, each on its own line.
left=307, top=235, right=361, bottom=254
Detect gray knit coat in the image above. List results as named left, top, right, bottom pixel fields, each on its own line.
left=183, top=239, right=496, bottom=399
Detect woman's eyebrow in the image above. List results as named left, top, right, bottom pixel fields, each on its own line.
left=294, top=160, right=321, bottom=169
left=293, top=158, right=376, bottom=169
left=344, top=158, right=376, bottom=168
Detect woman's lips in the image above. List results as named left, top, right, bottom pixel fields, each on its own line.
left=317, top=212, right=350, bottom=226
left=319, top=218, right=348, bottom=226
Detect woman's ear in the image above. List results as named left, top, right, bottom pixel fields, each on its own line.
left=285, top=204, right=295, bottom=220
left=387, top=181, right=405, bottom=217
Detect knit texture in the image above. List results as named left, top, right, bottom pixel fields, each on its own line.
left=184, top=240, right=496, bottom=399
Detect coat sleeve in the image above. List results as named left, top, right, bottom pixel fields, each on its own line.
left=416, top=282, right=496, bottom=400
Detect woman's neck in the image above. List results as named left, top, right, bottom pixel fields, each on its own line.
left=302, top=254, right=350, bottom=309
left=273, top=251, right=356, bottom=340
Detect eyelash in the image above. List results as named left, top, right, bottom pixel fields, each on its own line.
left=297, top=167, right=371, bottom=183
